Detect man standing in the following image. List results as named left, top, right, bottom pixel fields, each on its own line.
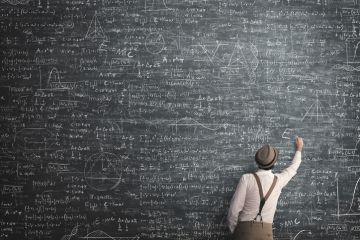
left=227, top=137, right=304, bottom=240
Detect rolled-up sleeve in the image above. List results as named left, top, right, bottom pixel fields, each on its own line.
left=227, top=175, right=247, bottom=233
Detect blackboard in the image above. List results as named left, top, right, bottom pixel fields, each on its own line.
left=0, top=0, right=360, bottom=239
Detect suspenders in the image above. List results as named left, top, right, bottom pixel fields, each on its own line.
left=251, top=173, right=278, bottom=222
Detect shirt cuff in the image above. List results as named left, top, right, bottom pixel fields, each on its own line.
left=227, top=217, right=237, bottom=233
left=229, top=224, right=236, bottom=233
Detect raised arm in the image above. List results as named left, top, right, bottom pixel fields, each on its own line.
left=277, top=137, right=304, bottom=188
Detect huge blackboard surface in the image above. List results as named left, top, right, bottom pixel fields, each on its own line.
left=0, top=0, right=360, bottom=239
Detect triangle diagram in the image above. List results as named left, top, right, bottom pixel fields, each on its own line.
left=85, top=12, right=106, bottom=40
left=302, top=97, right=330, bottom=122
left=145, top=0, right=169, bottom=11
left=227, top=42, right=258, bottom=82
left=228, top=43, right=246, bottom=67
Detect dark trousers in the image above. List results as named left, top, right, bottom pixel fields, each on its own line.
left=232, top=221, right=273, bottom=240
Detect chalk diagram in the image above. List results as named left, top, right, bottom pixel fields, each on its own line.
left=332, top=174, right=360, bottom=218
left=348, top=38, right=360, bottom=63
left=168, top=117, right=229, bottom=133
left=192, top=41, right=258, bottom=82
left=61, top=225, right=79, bottom=240
left=47, top=67, right=76, bottom=90
left=48, top=67, right=61, bottom=88
left=332, top=38, right=360, bottom=71
left=301, top=96, right=330, bottom=122
left=192, top=41, right=229, bottom=64
left=291, top=230, right=312, bottom=240
left=84, top=152, right=122, bottom=191
left=345, top=34, right=360, bottom=64
left=85, top=11, right=107, bottom=41
left=48, top=67, right=60, bottom=81
left=11, top=127, right=59, bottom=162
left=61, top=227, right=140, bottom=240
left=144, top=0, right=171, bottom=11
left=167, top=25, right=190, bottom=54
left=145, top=31, right=165, bottom=54
left=79, top=230, right=140, bottom=240
left=79, top=230, right=114, bottom=239
left=43, top=67, right=81, bottom=110
left=226, top=42, right=259, bottom=82
left=13, top=127, right=52, bottom=152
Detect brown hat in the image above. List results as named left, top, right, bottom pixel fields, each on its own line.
left=255, top=144, right=279, bottom=168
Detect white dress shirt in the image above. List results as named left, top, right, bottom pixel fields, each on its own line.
left=227, top=151, right=302, bottom=233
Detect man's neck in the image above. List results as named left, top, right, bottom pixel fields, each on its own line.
left=257, top=168, right=273, bottom=173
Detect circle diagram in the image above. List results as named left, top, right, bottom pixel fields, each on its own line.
left=84, top=152, right=122, bottom=191
left=145, top=32, right=165, bottom=54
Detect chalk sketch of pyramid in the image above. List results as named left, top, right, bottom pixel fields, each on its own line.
left=301, top=97, right=330, bottom=122
left=228, top=43, right=246, bottom=66
left=228, top=42, right=259, bottom=82
left=85, top=11, right=106, bottom=41
left=145, top=0, right=170, bottom=11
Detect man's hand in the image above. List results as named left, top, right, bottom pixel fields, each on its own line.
left=295, top=136, right=304, bottom=151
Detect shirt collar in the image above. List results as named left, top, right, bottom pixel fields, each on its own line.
left=256, top=169, right=273, bottom=174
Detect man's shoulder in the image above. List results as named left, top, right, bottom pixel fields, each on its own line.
left=241, top=172, right=255, bottom=180
left=242, top=172, right=254, bottom=176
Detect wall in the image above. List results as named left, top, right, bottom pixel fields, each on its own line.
left=0, top=0, right=359, bottom=239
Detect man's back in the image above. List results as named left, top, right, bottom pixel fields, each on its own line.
left=227, top=137, right=303, bottom=239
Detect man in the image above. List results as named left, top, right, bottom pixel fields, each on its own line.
left=227, top=137, right=304, bottom=240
